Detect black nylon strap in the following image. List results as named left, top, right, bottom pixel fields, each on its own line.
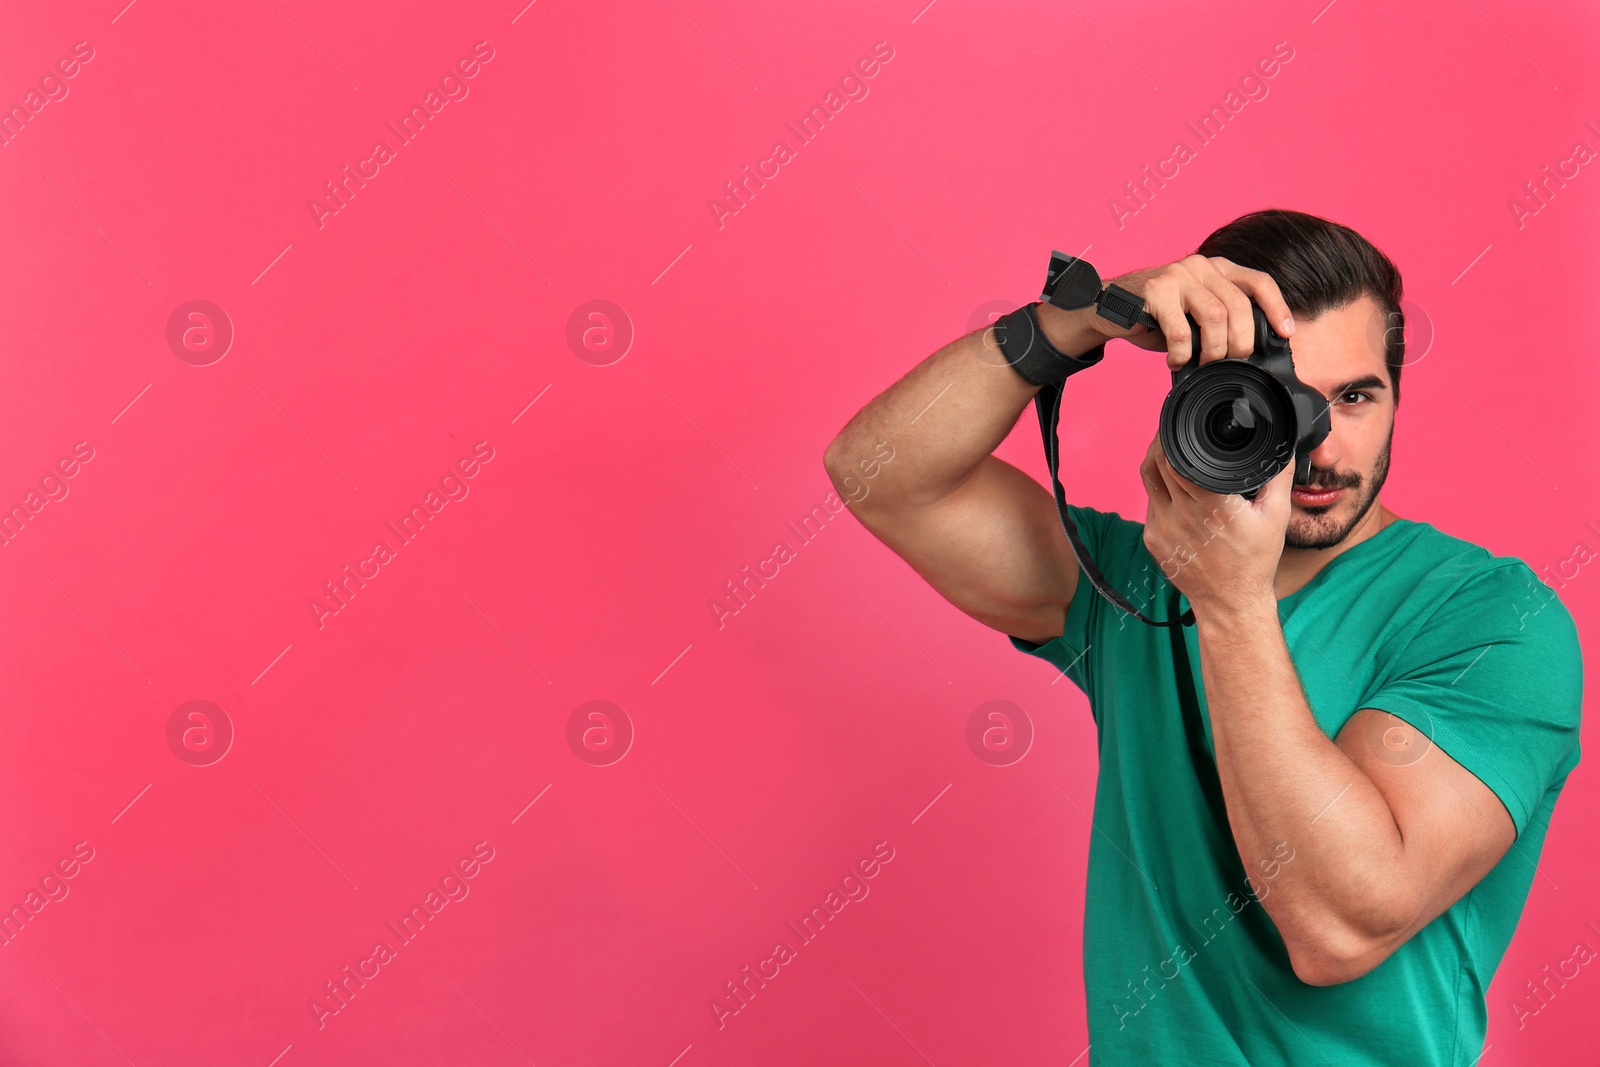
left=994, top=303, right=1105, bottom=387
left=1032, top=376, right=1196, bottom=629
left=1094, top=283, right=1161, bottom=331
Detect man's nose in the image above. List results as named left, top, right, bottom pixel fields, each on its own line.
left=1307, top=431, right=1342, bottom=470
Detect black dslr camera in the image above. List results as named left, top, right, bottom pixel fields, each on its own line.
left=1158, top=302, right=1331, bottom=500
left=1028, top=250, right=1331, bottom=500
left=1010, top=251, right=1336, bottom=628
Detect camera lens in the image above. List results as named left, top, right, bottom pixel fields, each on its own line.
left=1204, top=393, right=1258, bottom=451
left=1159, top=362, right=1296, bottom=495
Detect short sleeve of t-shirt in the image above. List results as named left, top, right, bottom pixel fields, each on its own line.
left=1361, top=560, right=1584, bottom=839
left=1007, top=504, right=1149, bottom=694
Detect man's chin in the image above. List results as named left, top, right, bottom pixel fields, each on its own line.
left=1286, top=508, right=1354, bottom=551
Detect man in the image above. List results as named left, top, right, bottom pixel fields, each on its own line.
left=822, top=209, right=1583, bottom=1065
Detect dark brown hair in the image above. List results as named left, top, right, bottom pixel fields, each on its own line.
left=1196, top=209, right=1406, bottom=405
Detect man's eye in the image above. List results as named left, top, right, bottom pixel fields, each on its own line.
left=1340, top=392, right=1370, bottom=405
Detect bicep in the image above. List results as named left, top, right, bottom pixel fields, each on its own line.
left=847, top=455, right=1080, bottom=644
left=1336, top=708, right=1516, bottom=940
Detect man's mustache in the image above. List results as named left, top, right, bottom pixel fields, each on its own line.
left=1301, top=469, right=1360, bottom=491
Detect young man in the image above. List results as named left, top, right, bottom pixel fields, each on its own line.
left=822, top=209, right=1584, bottom=1065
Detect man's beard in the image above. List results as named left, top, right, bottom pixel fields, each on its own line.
left=1285, top=423, right=1393, bottom=550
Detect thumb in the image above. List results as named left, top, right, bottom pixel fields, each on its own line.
left=1252, top=459, right=1297, bottom=514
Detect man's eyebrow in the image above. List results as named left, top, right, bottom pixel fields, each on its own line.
left=1325, top=374, right=1388, bottom=399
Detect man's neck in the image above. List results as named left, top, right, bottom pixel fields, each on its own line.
left=1273, top=500, right=1399, bottom=601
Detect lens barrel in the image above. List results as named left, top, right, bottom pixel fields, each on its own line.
left=1159, top=360, right=1297, bottom=496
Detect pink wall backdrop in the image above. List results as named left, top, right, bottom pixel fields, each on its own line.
left=2, top=0, right=1597, bottom=1063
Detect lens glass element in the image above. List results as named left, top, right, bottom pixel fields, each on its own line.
left=1159, top=363, right=1296, bottom=494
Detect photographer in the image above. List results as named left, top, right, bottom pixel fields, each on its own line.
left=822, top=209, right=1582, bottom=1065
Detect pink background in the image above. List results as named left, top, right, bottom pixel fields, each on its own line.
left=2, top=0, right=1597, bottom=1063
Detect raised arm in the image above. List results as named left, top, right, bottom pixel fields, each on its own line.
left=823, top=253, right=1291, bottom=644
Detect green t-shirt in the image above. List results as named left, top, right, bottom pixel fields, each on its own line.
left=1009, top=504, right=1584, bottom=1066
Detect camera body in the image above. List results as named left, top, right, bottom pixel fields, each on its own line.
left=1157, top=302, right=1331, bottom=500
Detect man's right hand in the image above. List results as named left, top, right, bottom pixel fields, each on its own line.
left=1047, top=254, right=1298, bottom=371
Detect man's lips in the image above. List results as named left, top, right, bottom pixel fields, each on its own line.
left=1292, top=485, right=1344, bottom=505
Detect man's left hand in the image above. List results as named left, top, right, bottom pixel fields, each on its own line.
left=1138, top=433, right=1295, bottom=613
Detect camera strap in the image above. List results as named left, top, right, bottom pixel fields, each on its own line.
left=1032, top=380, right=1195, bottom=628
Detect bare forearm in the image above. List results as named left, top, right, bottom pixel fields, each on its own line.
left=1196, top=597, right=1409, bottom=968
left=824, top=306, right=1104, bottom=508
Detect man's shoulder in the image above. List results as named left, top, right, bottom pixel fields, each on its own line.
left=1387, top=517, right=1579, bottom=644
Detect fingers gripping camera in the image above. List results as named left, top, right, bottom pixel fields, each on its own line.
left=1159, top=301, right=1331, bottom=500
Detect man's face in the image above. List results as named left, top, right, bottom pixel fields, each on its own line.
left=1279, top=293, right=1396, bottom=550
